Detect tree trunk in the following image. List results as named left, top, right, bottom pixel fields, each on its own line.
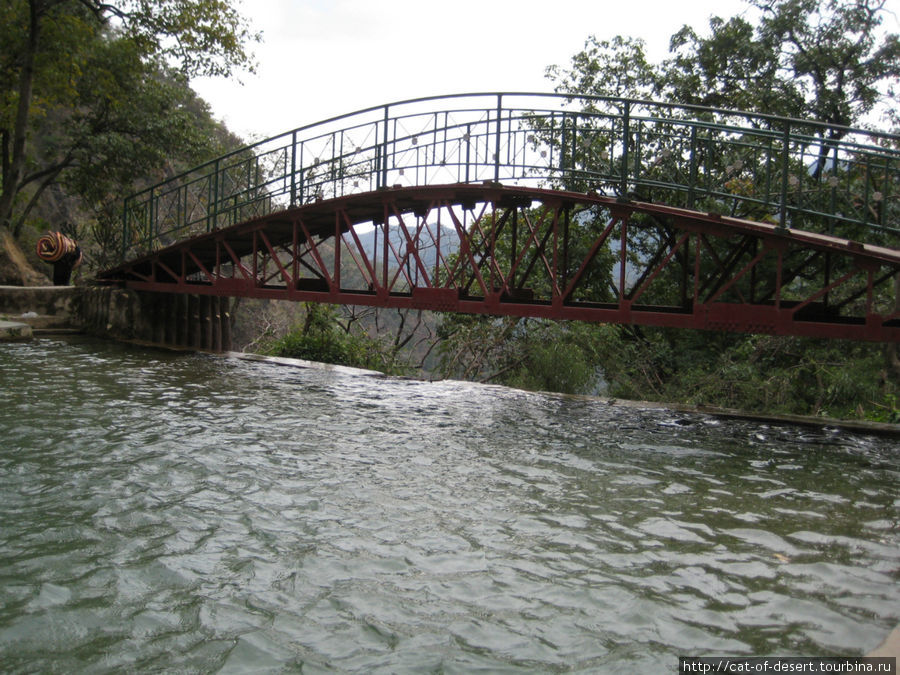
left=0, top=228, right=50, bottom=285
left=0, top=1, right=41, bottom=235
left=12, top=165, right=65, bottom=239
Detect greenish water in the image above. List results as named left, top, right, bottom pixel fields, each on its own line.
left=0, top=337, right=897, bottom=673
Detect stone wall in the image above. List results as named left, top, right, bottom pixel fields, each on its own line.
left=0, top=285, right=77, bottom=317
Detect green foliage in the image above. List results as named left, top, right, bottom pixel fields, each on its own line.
left=598, top=329, right=899, bottom=421
left=545, top=36, right=657, bottom=102
left=438, top=316, right=897, bottom=420
left=664, top=15, right=806, bottom=118
left=105, top=0, right=258, bottom=79
left=550, top=0, right=900, bottom=130
left=502, top=321, right=604, bottom=395
left=0, top=0, right=256, bottom=256
left=436, top=314, right=608, bottom=395
left=264, top=303, right=397, bottom=373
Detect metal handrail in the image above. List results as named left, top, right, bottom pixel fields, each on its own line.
left=120, top=92, right=900, bottom=261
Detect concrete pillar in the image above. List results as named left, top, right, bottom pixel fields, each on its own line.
left=152, top=294, right=166, bottom=345
left=189, top=294, right=200, bottom=349
left=176, top=294, right=189, bottom=347
left=221, top=298, right=232, bottom=352
left=200, top=295, right=211, bottom=350
left=212, top=296, right=223, bottom=352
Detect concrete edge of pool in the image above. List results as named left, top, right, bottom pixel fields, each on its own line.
left=0, top=319, right=32, bottom=341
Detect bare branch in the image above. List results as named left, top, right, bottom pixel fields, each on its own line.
left=73, top=1, right=127, bottom=22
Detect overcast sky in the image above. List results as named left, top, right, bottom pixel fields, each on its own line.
left=189, top=0, right=771, bottom=142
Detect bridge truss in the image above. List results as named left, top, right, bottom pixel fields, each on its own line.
left=101, top=183, right=900, bottom=341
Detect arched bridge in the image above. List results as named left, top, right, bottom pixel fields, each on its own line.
left=99, top=93, right=900, bottom=342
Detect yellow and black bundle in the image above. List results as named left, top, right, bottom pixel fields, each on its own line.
left=36, top=232, right=82, bottom=268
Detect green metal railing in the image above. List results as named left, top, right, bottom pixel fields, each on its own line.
left=121, top=92, right=900, bottom=261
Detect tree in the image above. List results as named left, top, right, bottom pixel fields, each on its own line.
left=436, top=314, right=608, bottom=395
left=662, top=0, right=900, bottom=200
left=435, top=0, right=900, bottom=418
left=263, top=303, right=399, bottom=373
left=551, top=0, right=900, bottom=133
left=0, top=0, right=257, bottom=238
left=545, top=35, right=658, bottom=103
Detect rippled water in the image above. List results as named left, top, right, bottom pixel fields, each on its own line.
left=0, top=337, right=898, bottom=673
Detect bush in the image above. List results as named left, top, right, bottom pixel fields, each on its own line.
left=263, top=303, right=393, bottom=372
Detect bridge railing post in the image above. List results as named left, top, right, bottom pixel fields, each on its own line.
left=570, top=114, right=579, bottom=187
left=380, top=104, right=390, bottom=189
left=206, top=159, right=220, bottom=233
left=620, top=100, right=631, bottom=198
left=290, top=130, right=298, bottom=206
left=463, top=124, right=472, bottom=183
left=778, top=120, right=791, bottom=232
left=494, top=94, right=503, bottom=183
left=297, top=140, right=305, bottom=204
left=120, top=197, right=130, bottom=262
left=687, top=124, right=698, bottom=210
left=560, top=112, right=568, bottom=183
left=828, top=143, right=839, bottom=235
left=148, top=186, right=156, bottom=252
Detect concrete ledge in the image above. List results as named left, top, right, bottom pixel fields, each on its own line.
left=0, top=313, right=75, bottom=330
left=0, top=320, right=33, bottom=341
left=226, top=351, right=385, bottom=378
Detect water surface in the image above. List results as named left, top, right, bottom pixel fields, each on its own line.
left=0, top=337, right=897, bottom=672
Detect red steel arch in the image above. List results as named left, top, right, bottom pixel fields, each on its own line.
left=99, top=183, right=900, bottom=342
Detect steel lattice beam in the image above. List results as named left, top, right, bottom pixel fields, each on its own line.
left=99, top=183, right=900, bottom=342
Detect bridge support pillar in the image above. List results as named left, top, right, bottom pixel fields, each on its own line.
left=75, top=287, right=232, bottom=352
